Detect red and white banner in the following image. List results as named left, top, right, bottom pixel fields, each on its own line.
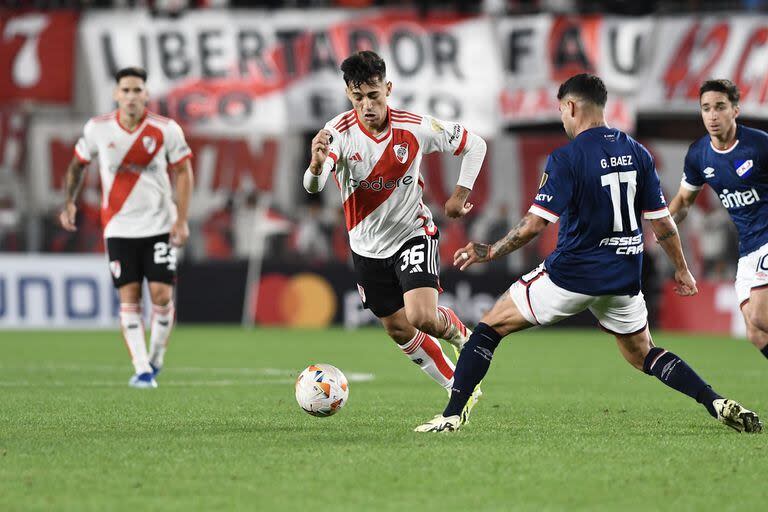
left=78, top=9, right=501, bottom=137
left=0, top=12, right=77, bottom=105
left=636, top=16, right=768, bottom=116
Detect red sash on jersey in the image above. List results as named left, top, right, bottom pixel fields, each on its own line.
left=343, top=129, right=419, bottom=231
left=101, top=124, right=164, bottom=228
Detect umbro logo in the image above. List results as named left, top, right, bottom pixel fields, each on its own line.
left=703, top=167, right=715, bottom=179
left=350, top=152, right=362, bottom=162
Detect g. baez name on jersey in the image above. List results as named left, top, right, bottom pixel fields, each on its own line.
left=304, top=107, right=486, bottom=258
left=74, top=110, right=192, bottom=239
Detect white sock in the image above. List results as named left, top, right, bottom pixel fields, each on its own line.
left=119, top=304, right=152, bottom=375
left=399, top=331, right=455, bottom=390
left=149, top=301, right=174, bottom=369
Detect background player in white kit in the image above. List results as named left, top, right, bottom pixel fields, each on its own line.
left=59, top=67, right=193, bottom=389
left=304, top=51, right=486, bottom=421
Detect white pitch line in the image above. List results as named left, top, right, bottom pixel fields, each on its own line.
left=0, top=379, right=297, bottom=387
left=0, top=365, right=375, bottom=387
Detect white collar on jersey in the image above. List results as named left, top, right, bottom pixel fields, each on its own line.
left=709, top=139, right=739, bottom=154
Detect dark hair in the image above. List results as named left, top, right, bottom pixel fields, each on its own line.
left=699, top=79, right=740, bottom=105
left=557, top=73, right=608, bottom=107
left=340, top=51, right=386, bottom=88
left=114, top=66, right=147, bottom=84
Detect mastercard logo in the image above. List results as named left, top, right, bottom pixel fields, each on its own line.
left=253, top=273, right=337, bottom=327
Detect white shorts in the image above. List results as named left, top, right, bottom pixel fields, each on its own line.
left=509, top=263, right=648, bottom=335
left=735, top=242, right=768, bottom=305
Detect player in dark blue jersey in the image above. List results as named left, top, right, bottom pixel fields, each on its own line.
left=415, top=74, right=761, bottom=434
left=668, top=79, right=768, bottom=360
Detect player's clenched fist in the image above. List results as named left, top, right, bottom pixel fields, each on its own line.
left=453, top=241, right=493, bottom=271
left=673, top=269, right=698, bottom=297
left=310, top=129, right=332, bottom=174
left=59, top=202, right=78, bottom=232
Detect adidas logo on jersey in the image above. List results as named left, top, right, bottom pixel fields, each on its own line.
left=350, top=152, right=362, bottom=162
left=409, top=264, right=423, bottom=273
left=703, top=167, right=715, bottom=179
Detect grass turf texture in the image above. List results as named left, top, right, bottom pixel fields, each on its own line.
left=0, top=327, right=765, bottom=511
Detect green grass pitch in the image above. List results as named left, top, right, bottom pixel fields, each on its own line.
left=0, top=327, right=765, bottom=511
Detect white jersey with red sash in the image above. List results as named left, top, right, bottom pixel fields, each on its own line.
left=324, top=107, right=470, bottom=259
left=74, top=110, right=192, bottom=239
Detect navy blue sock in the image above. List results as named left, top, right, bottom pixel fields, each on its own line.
left=443, top=323, right=503, bottom=418
left=761, top=345, right=768, bottom=359
left=643, top=347, right=722, bottom=418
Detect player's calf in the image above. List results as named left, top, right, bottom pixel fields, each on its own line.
left=119, top=303, right=153, bottom=377
left=148, top=301, right=175, bottom=374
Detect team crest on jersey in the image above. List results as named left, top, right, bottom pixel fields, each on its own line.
left=394, top=142, right=409, bottom=164
left=539, top=173, right=549, bottom=189
left=109, top=260, right=121, bottom=279
left=430, top=118, right=444, bottom=132
left=142, top=136, right=157, bottom=154
left=735, top=159, right=753, bottom=178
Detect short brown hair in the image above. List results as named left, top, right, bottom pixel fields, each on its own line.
left=115, top=66, right=147, bottom=83
left=699, top=79, right=739, bottom=105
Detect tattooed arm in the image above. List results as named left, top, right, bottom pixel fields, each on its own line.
left=650, top=214, right=698, bottom=296
left=59, top=155, right=88, bottom=232
left=453, top=212, right=549, bottom=271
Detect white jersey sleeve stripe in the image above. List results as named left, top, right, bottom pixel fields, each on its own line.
left=680, top=178, right=703, bottom=191
left=642, top=207, right=670, bottom=220
left=529, top=204, right=559, bottom=223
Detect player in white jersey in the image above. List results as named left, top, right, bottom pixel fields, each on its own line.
left=304, top=51, right=486, bottom=420
left=59, top=67, right=193, bottom=389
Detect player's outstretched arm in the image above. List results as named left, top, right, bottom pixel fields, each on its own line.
left=453, top=212, right=548, bottom=271
left=650, top=215, right=698, bottom=296
left=170, top=158, right=193, bottom=247
left=667, top=186, right=699, bottom=225
left=59, top=155, right=88, bottom=232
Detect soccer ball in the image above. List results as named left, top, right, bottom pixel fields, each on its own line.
left=295, top=364, right=349, bottom=417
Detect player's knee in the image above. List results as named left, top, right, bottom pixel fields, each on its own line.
left=748, top=310, right=768, bottom=333
left=150, top=288, right=172, bottom=306
left=384, top=325, right=413, bottom=344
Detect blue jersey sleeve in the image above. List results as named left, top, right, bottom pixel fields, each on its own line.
left=682, top=143, right=705, bottom=190
left=638, top=146, right=669, bottom=220
left=529, top=150, right=574, bottom=223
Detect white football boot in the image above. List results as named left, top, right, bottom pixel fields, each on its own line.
left=713, top=399, right=762, bottom=433
left=128, top=372, right=158, bottom=389
left=414, top=414, right=461, bottom=433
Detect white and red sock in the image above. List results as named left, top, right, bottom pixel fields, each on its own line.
left=149, top=301, right=175, bottom=369
left=119, top=303, right=152, bottom=375
left=399, top=331, right=455, bottom=390
left=437, top=305, right=468, bottom=344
